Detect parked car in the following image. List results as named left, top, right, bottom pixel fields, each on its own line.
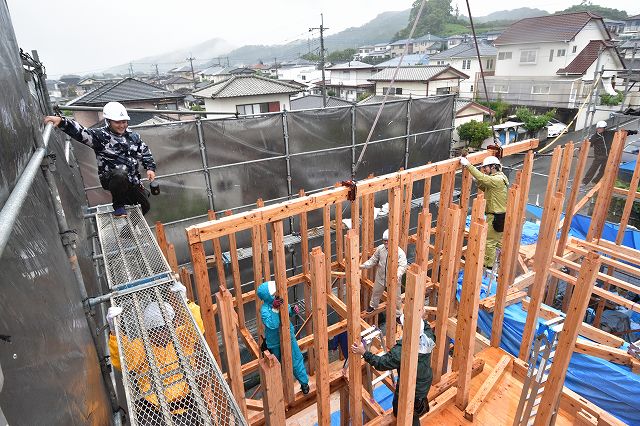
left=547, top=118, right=568, bottom=138
left=621, top=131, right=640, bottom=165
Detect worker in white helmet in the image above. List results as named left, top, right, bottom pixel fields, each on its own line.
left=44, top=101, right=156, bottom=217
left=459, top=155, right=509, bottom=270
left=360, top=229, right=408, bottom=321
left=582, top=120, right=637, bottom=186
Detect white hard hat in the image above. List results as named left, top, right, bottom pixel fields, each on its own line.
left=103, top=101, right=130, bottom=121
left=399, top=314, right=425, bottom=331
left=382, top=229, right=389, bottom=240
left=596, top=120, right=607, bottom=129
left=267, top=280, right=277, bottom=296
left=143, top=301, right=175, bottom=329
left=481, top=156, right=501, bottom=167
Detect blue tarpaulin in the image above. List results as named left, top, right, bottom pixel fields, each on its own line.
left=620, top=160, right=637, bottom=173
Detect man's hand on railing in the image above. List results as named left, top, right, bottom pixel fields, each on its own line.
left=43, top=116, right=62, bottom=127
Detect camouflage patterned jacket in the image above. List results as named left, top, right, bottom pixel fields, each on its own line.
left=59, top=117, right=156, bottom=186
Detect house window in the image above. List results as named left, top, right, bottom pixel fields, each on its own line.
left=557, top=49, right=566, bottom=57
left=520, top=49, right=537, bottom=64
left=572, top=46, right=577, bottom=53
left=470, top=84, right=474, bottom=93
left=498, top=52, right=512, bottom=60
left=236, top=102, right=280, bottom=115
left=493, top=84, right=509, bottom=93
left=461, top=59, right=471, bottom=70
left=382, top=87, right=402, bottom=95
left=301, top=75, right=306, bottom=80
left=531, top=84, right=550, bottom=94
left=486, top=58, right=494, bottom=69
left=436, top=87, right=451, bottom=95
left=549, top=49, right=554, bottom=62
left=436, top=60, right=446, bottom=65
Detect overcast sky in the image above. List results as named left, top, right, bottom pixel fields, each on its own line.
left=7, top=0, right=637, bottom=78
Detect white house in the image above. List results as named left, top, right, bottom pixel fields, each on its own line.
left=413, top=34, right=444, bottom=55
left=452, top=98, right=495, bottom=148
left=368, top=65, right=469, bottom=97
left=429, top=41, right=497, bottom=98
left=354, top=43, right=391, bottom=61
left=276, top=59, right=322, bottom=86
left=446, top=35, right=468, bottom=49
left=483, top=12, right=626, bottom=128
left=191, top=74, right=301, bottom=118
left=621, top=14, right=640, bottom=39
left=326, top=61, right=376, bottom=102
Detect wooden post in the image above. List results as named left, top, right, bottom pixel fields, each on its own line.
left=298, top=190, right=314, bottom=374
left=432, top=171, right=455, bottom=279
left=207, top=210, right=227, bottom=290
left=323, top=205, right=332, bottom=294
left=431, top=206, right=461, bottom=383
left=455, top=215, right=487, bottom=410
left=251, top=225, right=265, bottom=339
left=399, top=176, right=413, bottom=252
left=456, top=168, right=473, bottom=271
left=397, top=264, right=427, bottom=425
left=519, top=191, right=565, bottom=361
left=386, top=186, right=402, bottom=347
left=351, top=196, right=360, bottom=239
left=256, top=199, right=272, bottom=280
left=345, top=230, right=362, bottom=426
left=336, top=200, right=344, bottom=265
left=557, top=141, right=590, bottom=254
left=188, top=241, right=221, bottom=366
left=216, top=288, right=248, bottom=418
left=361, top=190, right=371, bottom=265
left=509, top=151, right=533, bottom=280
left=310, top=247, right=330, bottom=425
left=224, top=212, right=246, bottom=326
left=491, top=185, right=519, bottom=347
left=155, top=221, right=169, bottom=259
left=415, top=209, right=431, bottom=269
left=178, top=266, right=195, bottom=302
left=534, top=252, right=601, bottom=426
left=557, top=142, right=575, bottom=196
left=167, top=243, right=179, bottom=274
left=422, top=173, right=432, bottom=207
left=259, top=351, right=286, bottom=426
left=339, top=387, right=349, bottom=426
left=271, top=220, right=295, bottom=403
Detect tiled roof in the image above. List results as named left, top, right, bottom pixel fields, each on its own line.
left=68, top=78, right=184, bottom=106
left=191, top=74, right=301, bottom=99
left=415, top=34, right=444, bottom=41
left=624, top=14, right=640, bottom=21
left=328, top=61, right=374, bottom=70
left=290, top=95, right=353, bottom=110
left=557, top=40, right=617, bottom=75
left=357, top=95, right=406, bottom=105
left=376, top=54, right=430, bottom=67
left=369, top=65, right=469, bottom=81
left=430, top=42, right=496, bottom=60
left=389, top=38, right=413, bottom=46
left=455, top=98, right=494, bottom=116
left=494, top=12, right=606, bottom=45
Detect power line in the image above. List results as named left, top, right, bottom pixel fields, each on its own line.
left=310, top=14, right=329, bottom=107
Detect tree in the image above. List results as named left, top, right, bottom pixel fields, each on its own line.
left=559, top=2, right=627, bottom=20
left=302, top=52, right=320, bottom=62
left=394, top=0, right=454, bottom=40
left=457, top=120, right=492, bottom=149
left=515, top=107, right=556, bottom=132
left=327, top=48, right=357, bottom=63
left=478, top=98, right=511, bottom=123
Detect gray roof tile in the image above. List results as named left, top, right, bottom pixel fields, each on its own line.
left=494, top=12, right=608, bottom=45
left=68, top=77, right=184, bottom=105
left=192, top=75, right=301, bottom=98
left=368, top=65, right=469, bottom=81
left=430, top=42, right=496, bottom=60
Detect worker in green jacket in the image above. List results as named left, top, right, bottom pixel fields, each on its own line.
left=351, top=314, right=435, bottom=425
left=459, top=155, right=509, bottom=270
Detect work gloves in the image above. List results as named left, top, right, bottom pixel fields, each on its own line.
left=272, top=296, right=284, bottom=310
left=459, top=157, right=470, bottom=167
left=170, top=281, right=188, bottom=302
left=107, top=306, right=123, bottom=333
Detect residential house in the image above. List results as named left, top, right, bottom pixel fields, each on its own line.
left=198, top=66, right=255, bottom=84
left=164, top=76, right=195, bottom=92
left=604, top=19, right=626, bottom=37
left=368, top=65, right=469, bottom=97
left=375, top=54, right=430, bottom=68
left=46, top=80, right=65, bottom=100
left=452, top=98, right=495, bottom=148
left=59, top=74, right=82, bottom=86
left=389, top=39, right=414, bottom=57
left=621, top=14, right=640, bottom=39
left=430, top=41, right=497, bottom=98
left=446, top=35, right=469, bottom=49
left=478, top=31, right=503, bottom=42
left=276, top=59, right=322, bottom=86
left=191, top=74, right=301, bottom=118
left=290, top=94, right=353, bottom=110
left=483, top=12, right=626, bottom=128
left=354, top=43, right=392, bottom=61
left=326, top=61, right=376, bottom=102
left=413, top=34, right=445, bottom=55
left=66, top=77, right=186, bottom=126
left=76, top=78, right=107, bottom=96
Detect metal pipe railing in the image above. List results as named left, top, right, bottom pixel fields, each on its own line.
left=57, top=104, right=235, bottom=116
left=0, top=123, right=53, bottom=257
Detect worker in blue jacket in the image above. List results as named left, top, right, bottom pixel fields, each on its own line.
left=257, top=281, right=310, bottom=394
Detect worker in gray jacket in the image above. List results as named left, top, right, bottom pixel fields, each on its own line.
left=360, top=229, right=408, bottom=319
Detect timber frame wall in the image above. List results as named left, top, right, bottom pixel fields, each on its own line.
left=174, top=135, right=639, bottom=425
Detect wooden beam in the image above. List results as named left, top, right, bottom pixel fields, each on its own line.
left=251, top=225, right=265, bottom=339
left=345, top=230, right=363, bottom=426
left=271, top=220, right=294, bottom=403
left=455, top=213, right=487, bottom=410
left=431, top=205, right=461, bottom=383
left=224, top=212, right=246, bottom=326
left=166, top=243, right=179, bottom=273
left=188, top=241, right=221, bottom=366
left=323, top=204, right=332, bottom=294
left=396, top=264, right=427, bottom=425
left=310, top=247, right=330, bottom=425
left=534, top=252, right=601, bottom=426
left=216, top=288, right=248, bottom=418
left=299, top=190, right=310, bottom=276
left=574, top=339, right=634, bottom=366
left=336, top=200, right=344, bottom=266
left=399, top=175, right=413, bottom=252
left=259, top=351, right=286, bottom=426
left=208, top=210, right=227, bottom=290
left=463, top=354, right=512, bottom=421
left=256, top=199, right=272, bottom=281
left=519, top=191, right=564, bottom=361
left=155, top=221, right=169, bottom=259
left=432, top=170, right=455, bottom=279
left=385, top=186, right=402, bottom=347
left=185, top=140, right=538, bottom=243
left=178, top=266, right=195, bottom=303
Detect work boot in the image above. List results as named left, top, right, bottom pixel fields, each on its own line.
left=112, top=206, right=127, bottom=217
left=301, top=383, right=309, bottom=395
left=366, top=306, right=375, bottom=313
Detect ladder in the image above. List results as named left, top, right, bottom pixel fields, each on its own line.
left=358, top=327, right=396, bottom=389
left=513, top=317, right=564, bottom=426
left=92, top=205, right=247, bottom=426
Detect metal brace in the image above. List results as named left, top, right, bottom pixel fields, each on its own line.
left=341, top=180, right=357, bottom=201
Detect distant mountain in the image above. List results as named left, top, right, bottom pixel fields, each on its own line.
left=469, top=8, right=548, bottom=24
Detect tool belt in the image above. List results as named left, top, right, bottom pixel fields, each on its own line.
left=489, top=212, right=506, bottom=233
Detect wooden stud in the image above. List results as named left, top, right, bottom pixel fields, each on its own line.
left=155, top=221, right=169, bottom=259
left=415, top=209, right=431, bottom=269
left=557, top=141, right=575, bottom=196
left=463, top=354, right=512, bottom=421
left=208, top=210, right=227, bottom=290
left=399, top=176, right=413, bottom=252
left=224, top=211, right=245, bottom=326
left=534, top=252, right=601, bottom=426
left=188, top=241, right=221, bottom=366
left=455, top=213, right=487, bottom=410
left=339, top=387, right=349, bottom=426
left=216, top=288, right=248, bottom=418
left=385, top=186, right=402, bottom=348
left=345, top=230, right=362, bottom=426
left=178, top=266, right=195, bottom=302
left=518, top=191, right=564, bottom=361
left=422, top=172, right=432, bottom=208
left=299, top=190, right=310, bottom=276
left=323, top=205, right=332, bottom=294
left=351, top=195, right=360, bottom=240
left=310, top=247, right=330, bottom=425
left=455, top=168, right=473, bottom=272
left=258, top=351, right=286, bottom=426
left=256, top=199, right=272, bottom=281
left=251, top=225, right=265, bottom=339
left=396, top=264, right=428, bottom=426
left=336, top=200, right=344, bottom=265
left=432, top=170, right=455, bottom=279
left=270, top=220, right=295, bottom=403
left=431, top=206, right=461, bottom=383
left=167, top=243, right=179, bottom=274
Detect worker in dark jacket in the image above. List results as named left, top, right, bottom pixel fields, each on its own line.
left=351, top=314, right=435, bottom=425
left=582, top=121, right=638, bottom=186
left=44, top=101, right=156, bottom=217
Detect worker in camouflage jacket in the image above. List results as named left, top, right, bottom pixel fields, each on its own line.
left=44, top=101, right=156, bottom=217
left=459, top=155, right=508, bottom=269
left=351, top=314, right=435, bottom=425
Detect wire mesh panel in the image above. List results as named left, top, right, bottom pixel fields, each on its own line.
left=112, top=281, right=247, bottom=426
left=95, top=206, right=171, bottom=288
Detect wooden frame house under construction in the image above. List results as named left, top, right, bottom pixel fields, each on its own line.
left=152, top=133, right=640, bottom=425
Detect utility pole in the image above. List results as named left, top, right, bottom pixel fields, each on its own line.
left=274, top=57, right=278, bottom=78
left=186, top=55, right=197, bottom=88
left=154, top=63, right=159, bottom=78
left=128, top=62, right=134, bottom=78
left=310, top=14, right=329, bottom=107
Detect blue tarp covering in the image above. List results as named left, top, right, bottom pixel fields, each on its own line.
left=620, top=160, right=636, bottom=173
